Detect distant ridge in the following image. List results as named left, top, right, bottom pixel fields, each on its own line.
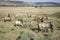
left=34, top=2, right=60, bottom=7
left=0, top=1, right=33, bottom=7
left=0, top=0, right=60, bottom=7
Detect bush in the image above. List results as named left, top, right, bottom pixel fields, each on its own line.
left=17, top=29, right=39, bottom=40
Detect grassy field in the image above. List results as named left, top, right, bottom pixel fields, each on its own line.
left=0, top=7, right=60, bottom=40
left=0, top=7, right=60, bottom=14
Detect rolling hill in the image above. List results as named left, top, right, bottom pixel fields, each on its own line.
left=34, top=2, right=60, bottom=7
left=0, top=1, right=33, bottom=7
left=0, top=0, right=60, bottom=7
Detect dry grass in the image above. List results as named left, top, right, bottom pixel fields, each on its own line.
left=0, top=7, right=60, bottom=40
left=0, top=7, right=60, bottom=15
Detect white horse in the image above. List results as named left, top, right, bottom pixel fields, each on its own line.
left=14, top=20, right=23, bottom=26
left=38, top=22, right=53, bottom=32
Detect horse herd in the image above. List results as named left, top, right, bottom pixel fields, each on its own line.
left=3, top=13, right=54, bottom=32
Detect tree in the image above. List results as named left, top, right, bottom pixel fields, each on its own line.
left=35, top=6, right=38, bottom=8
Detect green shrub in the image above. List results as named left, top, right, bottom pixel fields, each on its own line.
left=18, top=29, right=39, bottom=40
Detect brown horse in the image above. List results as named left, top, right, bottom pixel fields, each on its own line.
left=4, top=17, right=11, bottom=22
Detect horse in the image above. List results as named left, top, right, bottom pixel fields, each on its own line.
left=38, top=22, right=53, bottom=32
left=4, top=17, right=11, bottom=22
left=14, top=19, right=23, bottom=26
left=40, top=16, right=48, bottom=22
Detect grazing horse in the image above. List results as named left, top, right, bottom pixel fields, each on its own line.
left=38, top=22, right=53, bottom=32
left=4, top=13, right=12, bottom=22
left=40, top=16, right=48, bottom=22
left=33, top=16, right=48, bottom=23
left=14, top=19, right=23, bottom=26
left=4, top=17, right=11, bottom=22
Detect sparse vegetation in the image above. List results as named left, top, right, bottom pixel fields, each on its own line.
left=50, top=12, right=60, bottom=18
left=0, top=7, right=60, bottom=40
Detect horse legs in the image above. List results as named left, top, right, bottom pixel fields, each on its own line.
left=4, top=20, right=6, bottom=22
left=50, top=26, right=53, bottom=32
left=38, top=25, right=41, bottom=32
left=4, top=20, right=11, bottom=22
left=14, top=24, right=17, bottom=26
left=51, top=27, right=53, bottom=32
left=45, top=28, right=48, bottom=33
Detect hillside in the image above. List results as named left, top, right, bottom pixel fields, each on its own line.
left=0, top=0, right=60, bottom=7
left=34, top=2, right=60, bottom=7
left=0, top=1, right=33, bottom=7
